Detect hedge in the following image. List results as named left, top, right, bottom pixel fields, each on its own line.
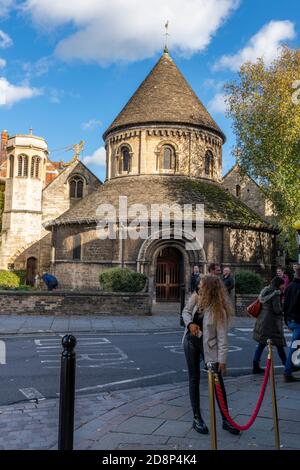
left=99, top=268, right=147, bottom=293
left=235, top=270, right=264, bottom=295
left=0, top=270, right=21, bottom=289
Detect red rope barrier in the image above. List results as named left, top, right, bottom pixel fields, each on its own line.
left=215, top=358, right=272, bottom=431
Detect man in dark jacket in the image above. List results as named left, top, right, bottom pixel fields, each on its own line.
left=190, top=266, right=200, bottom=293
left=222, top=267, right=235, bottom=295
left=283, top=266, right=300, bottom=382
left=42, top=273, right=58, bottom=291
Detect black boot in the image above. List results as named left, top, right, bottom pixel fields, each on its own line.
left=222, top=420, right=240, bottom=435
left=252, top=361, right=264, bottom=374
left=193, top=414, right=209, bottom=435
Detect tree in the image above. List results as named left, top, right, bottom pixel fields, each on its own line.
left=225, top=48, right=300, bottom=256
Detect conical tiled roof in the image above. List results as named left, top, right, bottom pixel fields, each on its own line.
left=103, top=52, right=225, bottom=141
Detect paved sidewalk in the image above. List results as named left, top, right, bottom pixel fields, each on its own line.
left=0, top=374, right=299, bottom=450
left=0, top=314, right=255, bottom=335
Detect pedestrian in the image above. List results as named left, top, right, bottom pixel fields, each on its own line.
left=208, top=262, right=221, bottom=276
left=283, top=266, right=300, bottom=382
left=222, top=267, right=235, bottom=295
left=42, top=272, right=58, bottom=291
left=292, top=263, right=300, bottom=279
left=190, top=266, right=201, bottom=294
left=276, top=266, right=289, bottom=291
left=252, top=277, right=287, bottom=374
left=182, top=275, right=239, bottom=436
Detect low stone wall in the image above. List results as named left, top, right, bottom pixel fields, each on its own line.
left=235, top=294, right=258, bottom=317
left=0, top=291, right=152, bottom=316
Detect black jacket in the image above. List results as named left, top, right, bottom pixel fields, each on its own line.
left=222, top=274, right=235, bottom=294
left=284, top=278, right=300, bottom=325
left=190, top=273, right=200, bottom=293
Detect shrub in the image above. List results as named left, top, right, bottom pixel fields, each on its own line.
left=0, top=270, right=21, bottom=289
left=235, top=270, right=264, bottom=295
left=99, top=268, right=147, bottom=293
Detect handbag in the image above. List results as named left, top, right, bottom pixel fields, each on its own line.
left=247, top=298, right=262, bottom=318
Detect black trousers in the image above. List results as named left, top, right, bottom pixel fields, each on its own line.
left=184, top=332, right=229, bottom=421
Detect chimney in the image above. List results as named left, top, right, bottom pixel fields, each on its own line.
left=0, top=129, right=8, bottom=166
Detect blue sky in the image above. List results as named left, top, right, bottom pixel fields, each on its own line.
left=0, top=0, right=299, bottom=181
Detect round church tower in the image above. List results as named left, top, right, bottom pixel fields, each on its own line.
left=48, top=51, right=276, bottom=300
left=103, top=50, right=225, bottom=182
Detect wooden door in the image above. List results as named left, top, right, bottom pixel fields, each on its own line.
left=26, top=257, right=37, bottom=286
left=156, top=248, right=181, bottom=302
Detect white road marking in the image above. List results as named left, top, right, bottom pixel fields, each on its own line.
left=75, top=371, right=178, bottom=393
left=235, top=328, right=253, bottom=332
left=0, top=341, right=6, bottom=365
left=19, top=388, right=45, bottom=401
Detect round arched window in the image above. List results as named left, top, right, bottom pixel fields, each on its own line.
left=159, top=145, right=176, bottom=172
left=119, top=147, right=131, bottom=173
left=204, top=150, right=214, bottom=177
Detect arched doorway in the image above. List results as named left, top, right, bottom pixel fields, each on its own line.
left=26, top=257, right=37, bottom=286
left=156, top=247, right=183, bottom=302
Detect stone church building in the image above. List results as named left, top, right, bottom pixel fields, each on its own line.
left=0, top=50, right=278, bottom=300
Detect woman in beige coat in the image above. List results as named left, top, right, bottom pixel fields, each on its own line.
left=182, top=275, right=239, bottom=435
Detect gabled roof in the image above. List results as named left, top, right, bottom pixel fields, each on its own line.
left=103, top=52, right=225, bottom=141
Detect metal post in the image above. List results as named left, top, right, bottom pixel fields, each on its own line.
left=267, top=339, right=280, bottom=450
left=207, top=362, right=218, bottom=450
left=180, top=285, right=185, bottom=326
left=58, top=335, right=77, bottom=450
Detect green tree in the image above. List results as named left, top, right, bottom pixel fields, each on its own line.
left=225, top=48, right=300, bottom=256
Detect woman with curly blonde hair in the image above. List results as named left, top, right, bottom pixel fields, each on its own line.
left=182, top=275, right=239, bottom=436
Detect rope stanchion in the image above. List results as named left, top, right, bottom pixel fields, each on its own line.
left=207, top=362, right=218, bottom=450
left=268, top=339, right=281, bottom=450
left=215, top=357, right=271, bottom=431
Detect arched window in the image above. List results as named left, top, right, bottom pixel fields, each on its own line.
left=69, top=176, right=84, bottom=199
left=17, top=155, right=28, bottom=177
left=236, top=184, right=241, bottom=198
left=31, top=156, right=41, bottom=179
left=9, top=155, right=14, bottom=178
left=73, top=234, right=81, bottom=260
left=204, top=150, right=214, bottom=177
left=119, top=146, right=131, bottom=173
left=158, top=145, right=176, bottom=171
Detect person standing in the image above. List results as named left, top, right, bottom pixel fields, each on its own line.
left=190, top=266, right=201, bottom=294
left=208, top=263, right=221, bottom=276
left=283, top=266, right=300, bottom=382
left=222, top=267, right=235, bottom=295
left=276, top=266, right=289, bottom=291
left=252, top=277, right=287, bottom=374
left=182, top=275, right=239, bottom=436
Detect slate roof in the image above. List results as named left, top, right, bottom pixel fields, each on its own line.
left=103, top=52, right=225, bottom=141
left=45, top=175, right=276, bottom=232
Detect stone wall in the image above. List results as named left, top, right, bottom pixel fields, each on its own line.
left=107, top=125, right=223, bottom=182
left=222, top=164, right=274, bottom=220
left=235, top=294, right=258, bottom=317
left=0, top=291, right=151, bottom=316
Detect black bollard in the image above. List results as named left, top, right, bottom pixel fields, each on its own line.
left=58, top=334, right=77, bottom=451
left=180, top=285, right=185, bottom=326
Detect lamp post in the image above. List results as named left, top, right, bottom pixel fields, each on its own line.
left=294, top=221, right=300, bottom=265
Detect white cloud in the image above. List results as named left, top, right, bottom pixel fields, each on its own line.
left=83, top=146, right=106, bottom=166
left=0, top=77, right=41, bottom=106
left=0, top=30, right=12, bottom=48
left=214, top=20, right=296, bottom=71
left=82, top=119, right=102, bottom=131
left=0, top=0, right=14, bottom=17
left=22, top=0, right=240, bottom=65
left=0, top=58, right=6, bottom=68
left=208, top=92, right=227, bottom=114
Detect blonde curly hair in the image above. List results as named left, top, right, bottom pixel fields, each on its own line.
left=197, top=275, right=233, bottom=324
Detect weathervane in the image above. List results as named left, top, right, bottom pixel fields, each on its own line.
left=164, top=20, right=170, bottom=53
left=72, top=140, right=85, bottom=160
